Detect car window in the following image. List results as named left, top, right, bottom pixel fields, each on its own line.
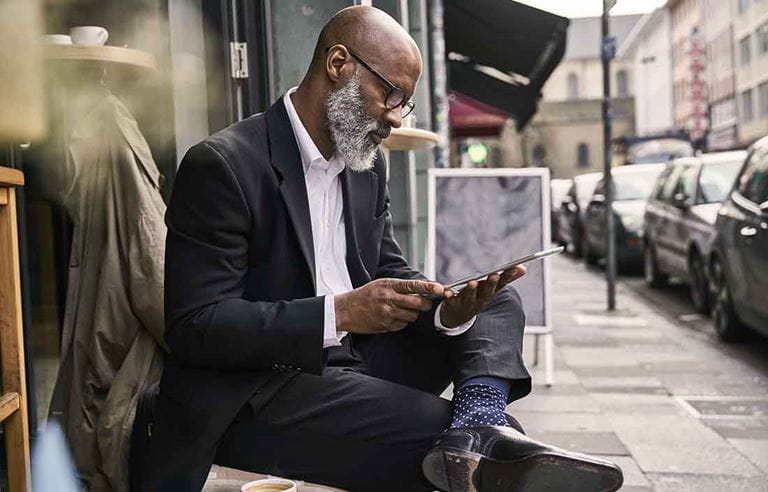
left=651, top=167, right=672, bottom=200
left=698, top=160, right=743, bottom=204
left=613, top=167, right=666, bottom=201
left=676, top=165, right=698, bottom=199
left=659, top=166, right=684, bottom=202
left=737, top=146, right=768, bottom=205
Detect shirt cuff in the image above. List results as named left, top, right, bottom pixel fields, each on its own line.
left=434, top=301, right=476, bottom=336
left=323, top=295, right=343, bottom=348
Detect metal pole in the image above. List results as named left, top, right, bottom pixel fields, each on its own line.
left=602, top=3, right=616, bottom=311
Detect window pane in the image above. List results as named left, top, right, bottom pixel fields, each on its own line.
left=577, top=143, right=589, bottom=168
left=740, top=35, right=752, bottom=66
left=759, top=81, right=768, bottom=118
left=742, top=89, right=754, bottom=122
left=758, top=22, right=768, bottom=55
left=699, top=160, right=743, bottom=203
left=738, top=147, right=768, bottom=204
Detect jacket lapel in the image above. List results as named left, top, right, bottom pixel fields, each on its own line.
left=341, top=167, right=375, bottom=287
left=266, top=99, right=316, bottom=288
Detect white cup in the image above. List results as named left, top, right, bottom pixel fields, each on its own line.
left=69, top=26, right=108, bottom=46
left=241, top=477, right=297, bottom=492
left=41, top=34, right=72, bottom=45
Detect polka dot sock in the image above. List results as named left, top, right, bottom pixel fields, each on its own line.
left=450, top=383, right=510, bottom=429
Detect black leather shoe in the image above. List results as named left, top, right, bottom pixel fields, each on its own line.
left=422, top=426, right=623, bottom=492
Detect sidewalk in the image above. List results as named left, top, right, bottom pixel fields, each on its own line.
left=517, top=254, right=768, bottom=491
left=205, top=254, right=768, bottom=491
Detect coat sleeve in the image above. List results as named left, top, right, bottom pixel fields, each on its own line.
left=164, top=142, right=324, bottom=373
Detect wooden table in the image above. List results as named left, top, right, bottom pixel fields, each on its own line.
left=0, top=166, right=30, bottom=491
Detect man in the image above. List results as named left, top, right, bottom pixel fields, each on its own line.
left=136, top=6, right=623, bottom=491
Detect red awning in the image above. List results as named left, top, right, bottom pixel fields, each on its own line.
left=448, top=91, right=508, bottom=138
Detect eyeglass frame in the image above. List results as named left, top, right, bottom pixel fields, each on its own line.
left=326, top=45, right=416, bottom=118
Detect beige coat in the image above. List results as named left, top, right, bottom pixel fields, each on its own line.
left=47, top=90, right=166, bottom=491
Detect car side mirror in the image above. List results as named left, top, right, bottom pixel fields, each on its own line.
left=672, top=192, right=692, bottom=210
left=760, top=201, right=768, bottom=217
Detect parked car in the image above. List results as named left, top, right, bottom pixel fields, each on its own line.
left=708, top=137, right=768, bottom=342
left=643, top=151, right=746, bottom=313
left=550, top=178, right=572, bottom=244
left=557, top=172, right=602, bottom=256
left=583, top=163, right=667, bottom=270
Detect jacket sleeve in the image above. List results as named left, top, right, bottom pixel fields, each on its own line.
left=164, top=142, right=324, bottom=373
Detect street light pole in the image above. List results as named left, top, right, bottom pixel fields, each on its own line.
left=602, top=0, right=617, bottom=311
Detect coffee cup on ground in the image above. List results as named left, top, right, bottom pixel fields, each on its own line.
left=241, top=477, right=297, bottom=492
left=69, top=26, right=108, bottom=46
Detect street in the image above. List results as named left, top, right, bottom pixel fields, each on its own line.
left=518, top=253, right=768, bottom=491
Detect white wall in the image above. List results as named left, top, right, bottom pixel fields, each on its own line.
left=633, top=10, right=674, bottom=135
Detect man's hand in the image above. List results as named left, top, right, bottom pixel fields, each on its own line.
left=335, top=279, right=446, bottom=334
left=439, top=265, right=527, bottom=328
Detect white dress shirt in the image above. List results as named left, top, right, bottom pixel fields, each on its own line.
left=283, top=88, right=474, bottom=348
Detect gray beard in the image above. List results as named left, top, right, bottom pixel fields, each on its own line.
left=326, top=72, right=383, bottom=172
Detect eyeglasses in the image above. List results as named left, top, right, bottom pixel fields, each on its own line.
left=330, top=45, right=415, bottom=118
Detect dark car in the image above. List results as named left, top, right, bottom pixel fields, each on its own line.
left=557, top=172, right=601, bottom=256
left=643, top=151, right=746, bottom=313
left=708, top=137, right=768, bottom=342
left=583, top=163, right=667, bottom=270
left=550, top=178, right=572, bottom=244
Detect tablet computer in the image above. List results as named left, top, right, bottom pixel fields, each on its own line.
left=445, top=246, right=564, bottom=294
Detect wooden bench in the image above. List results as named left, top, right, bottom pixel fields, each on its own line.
left=0, top=166, right=31, bottom=491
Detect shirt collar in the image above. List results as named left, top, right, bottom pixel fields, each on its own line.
left=283, top=87, right=344, bottom=176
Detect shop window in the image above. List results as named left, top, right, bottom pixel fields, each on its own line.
left=759, top=81, right=768, bottom=118
left=577, top=143, right=590, bottom=168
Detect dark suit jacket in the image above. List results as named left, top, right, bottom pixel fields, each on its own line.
left=153, top=97, right=437, bottom=487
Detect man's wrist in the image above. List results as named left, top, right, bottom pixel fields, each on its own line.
left=334, top=291, right=350, bottom=332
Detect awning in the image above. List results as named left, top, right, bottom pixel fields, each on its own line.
left=444, top=0, right=569, bottom=129
left=448, top=91, right=507, bottom=138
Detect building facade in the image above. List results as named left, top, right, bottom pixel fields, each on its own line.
left=501, top=15, right=640, bottom=178
left=704, top=0, right=738, bottom=149
left=619, top=7, right=674, bottom=137
left=733, top=0, right=768, bottom=145
left=669, top=0, right=708, bottom=146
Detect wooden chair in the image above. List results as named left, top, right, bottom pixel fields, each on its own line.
left=0, top=166, right=31, bottom=491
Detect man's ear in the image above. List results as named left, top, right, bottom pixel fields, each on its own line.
left=326, top=45, right=350, bottom=84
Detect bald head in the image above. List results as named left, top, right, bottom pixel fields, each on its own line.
left=291, top=6, right=422, bottom=165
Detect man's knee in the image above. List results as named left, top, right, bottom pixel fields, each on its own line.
left=482, top=286, right=525, bottom=325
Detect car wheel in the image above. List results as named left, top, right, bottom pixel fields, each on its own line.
left=644, top=245, right=667, bottom=288
left=689, top=253, right=709, bottom=315
left=583, top=235, right=597, bottom=265
left=710, top=257, right=746, bottom=342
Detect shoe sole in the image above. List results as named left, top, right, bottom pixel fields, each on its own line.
left=423, top=448, right=624, bottom=492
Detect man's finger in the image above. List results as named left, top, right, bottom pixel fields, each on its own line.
left=392, top=279, right=445, bottom=296
left=391, top=293, right=433, bottom=312
left=499, top=265, right=526, bottom=286
left=390, top=307, right=420, bottom=324
left=476, top=273, right=500, bottom=302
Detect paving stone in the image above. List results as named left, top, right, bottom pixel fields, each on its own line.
left=703, top=418, right=768, bottom=440
left=683, top=398, right=768, bottom=418
left=596, top=455, right=650, bottom=488
left=511, top=411, right=616, bottom=434
left=531, top=383, right=588, bottom=395
left=588, top=386, right=670, bottom=396
left=573, top=314, right=648, bottom=327
left=580, top=376, right=664, bottom=388
left=646, top=473, right=768, bottom=492
left=560, top=347, right=641, bottom=368
left=608, top=415, right=762, bottom=476
left=727, top=438, right=768, bottom=475
left=510, top=394, right=601, bottom=414
left=528, top=431, right=629, bottom=455
left=572, top=366, right=652, bottom=378
left=592, top=394, right=687, bottom=415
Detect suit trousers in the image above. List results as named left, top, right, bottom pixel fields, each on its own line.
left=212, top=287, right=531, bottom=492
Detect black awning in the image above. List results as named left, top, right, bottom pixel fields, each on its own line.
left=444, top=0, right=569, bottom=129
left=449, top=61, right=539, bottom=129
